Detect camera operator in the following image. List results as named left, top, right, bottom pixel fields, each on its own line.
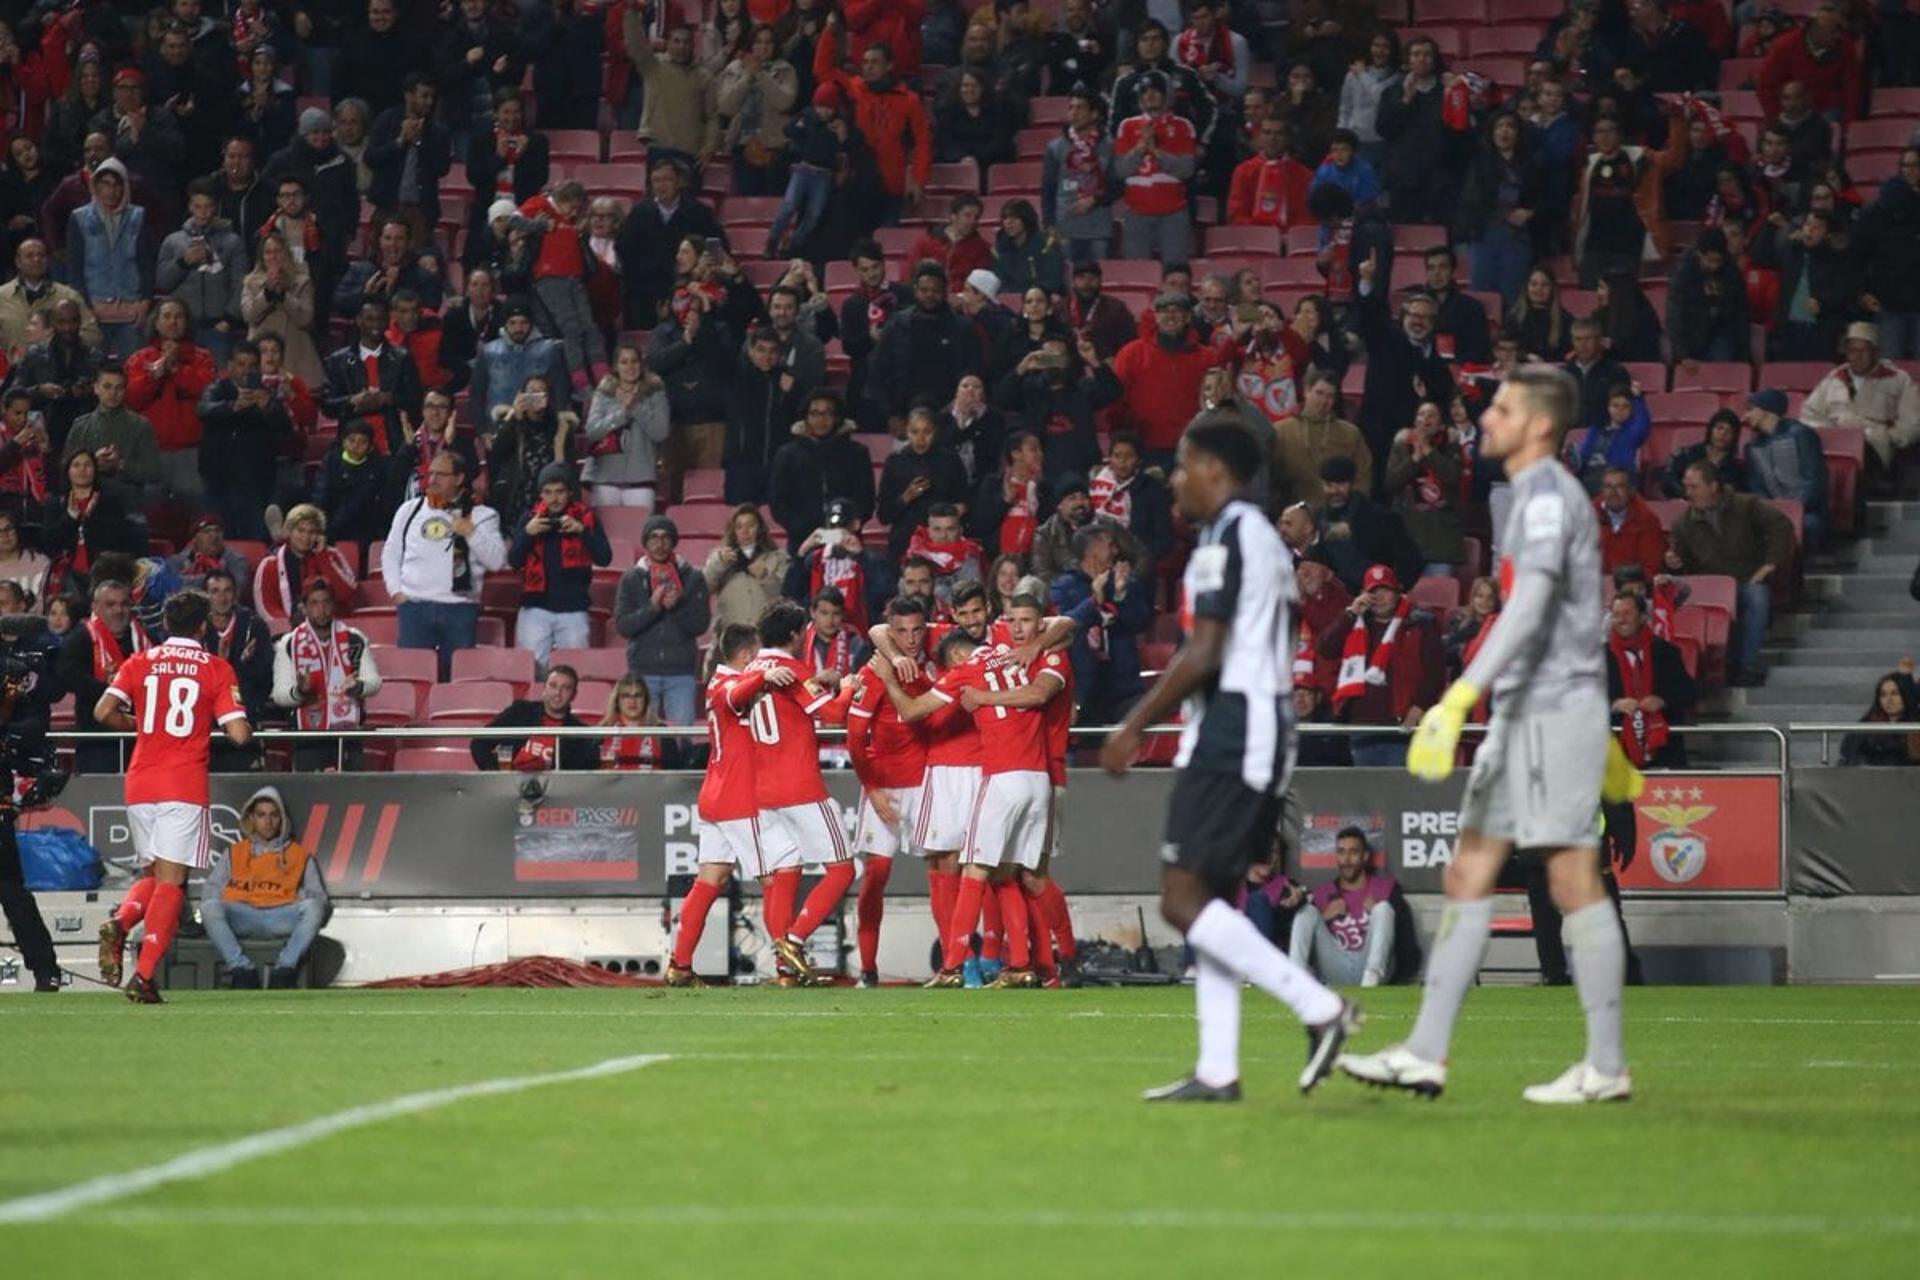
left=0, top=613, right=70, bottom=992
left=55, top=576, right=150, bottom=774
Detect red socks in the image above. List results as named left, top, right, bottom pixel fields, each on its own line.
left=1025, top=889, right=1056, bottom=978
left=994, top=880, right=1030, bottom=970
left=928, top=870, right=959, bottom=939
left=980, top=888, right=1004, bottom=963
left=1039, top=879, right=1077, bottom=961
left=942, top=875, right=987, bottom=971
left=856, top=856, right=892, bottom=973
left=114, top=876, right=158, bottom=931
left=763, top=868, right=801, bottom=940
left=790, top=861, right=856, bottom=940
left=673, top=879, right=723, bottom=968
left=134, top=882, right=184, bottom=981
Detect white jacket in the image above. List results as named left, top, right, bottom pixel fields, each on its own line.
left=1801, top=362, right=1920, bottom=443
left=378, top=497, right=508, bottom=604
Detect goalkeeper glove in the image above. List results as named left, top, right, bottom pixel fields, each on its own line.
left=1406, top=679, right=1480, bottom=783
left=1602, top=736, right=1646, bottom=804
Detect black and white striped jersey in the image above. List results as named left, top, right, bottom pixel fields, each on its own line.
left=1175, top=498, right=1296, bottom=794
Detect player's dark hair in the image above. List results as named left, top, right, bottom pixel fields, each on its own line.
left=164, top=588, right=211, bottom=637
left=937, top=628, right=979, bottom=666
left=1507, top=363, right=1580, bottom=437
left=1335, top=825, right=1372, bottom=850
left=951, top=579, right=989, bottom=611
left=1182, top=413, right=1266, bottom=485
left=810, top=585, right=846, bottom=609
left=886, top=595, right=928, bottom=619
left=711, top=623, right=760, bottom=678
left=1005, top=592, right=1044, bottom=614
left=758, top=598, right=809, bottom=650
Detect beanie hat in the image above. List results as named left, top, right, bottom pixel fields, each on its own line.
left=298, top=107, right=332, bottom=138
left=642, top=515, right=679, bottom=545
left=812, top=82, right=842, bottom=111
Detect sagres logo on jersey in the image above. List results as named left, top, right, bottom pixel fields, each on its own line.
left=1641, top=797, right=1715, bottom=884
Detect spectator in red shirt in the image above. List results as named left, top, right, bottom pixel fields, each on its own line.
left=1103, top=291, right=1222, bottom=468
left=903, top=192, right=990, bottom=285
left=813, top=19, right=931, bottom=223
left=1596, top=465, right=1667, bottom=582
left=1757, top=3, right=1862, bottom=124
left=1227, top=116, right=1312, bottom=231
left=123, top=297, right=217, bottom=509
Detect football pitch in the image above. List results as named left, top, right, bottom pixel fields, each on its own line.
left=2, top=985, right=1915, bottom=1278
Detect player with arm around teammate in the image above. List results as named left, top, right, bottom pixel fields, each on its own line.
left=94, top=590, right=254, bottom=1004
left=1100, top=414, right=1361, bottom=1101
left=664, top=622, right=801, bottom=988
left=1337, top=365, right=1642, bottom=1104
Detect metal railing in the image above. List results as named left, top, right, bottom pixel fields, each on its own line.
left=1788, top=722, right=1920, bottom=767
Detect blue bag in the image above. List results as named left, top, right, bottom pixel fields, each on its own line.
left=18, top=828, right=105, bottom=891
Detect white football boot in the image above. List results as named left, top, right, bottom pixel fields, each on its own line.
left=1522, top=1061, right=1632, bottom=1105
left=1336, top=1043, right=1447, bottom=1098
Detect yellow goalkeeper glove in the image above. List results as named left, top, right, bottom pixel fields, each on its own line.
left=1407, top=679, right=1480, bottom=783
left=1602, top=736, right=1646, bottom=803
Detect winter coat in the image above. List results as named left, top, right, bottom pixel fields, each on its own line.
left=1667, top=249, right=1752, bottom=363
left=1852, top=179, right=1920, bottom=311
left=1744, top=419, right=1829, bottom=513
left=868, top=303, right=982, bottom=421
left=993, top=364, right=1123, bottom=482
left=156, top=215, right=247, bottom=327
left=991, top=229, right=1067, bottom=297
left=614, top=554, right=710, bottom=677
left=240, top=264, right=322, bottom=384
left=716, top=59, right=799, bottom=153
left=582, top=378, right=671, bottom=488
left=313, top=447, right=394, bottom=549
left=877, top=443, right=970, bottom=562
left=366, top=107, right=452, bottom=224
left=1385, top=433, right=1467, bottom=566
left=1597, top=493, right=1669, bottom=581
left=1670, top=492, right=1795, bottom=580
left=703, top=541, right=792, bottom=634
left=768, top=418, right=877, bottom=545
left=124, top=340, right=218, bottom=451
left=1049, top=563, right=1152, bottom=711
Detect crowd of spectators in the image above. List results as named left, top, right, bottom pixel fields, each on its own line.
left=0, top=0, right=1913, bottom=774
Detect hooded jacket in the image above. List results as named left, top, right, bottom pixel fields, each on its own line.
left=768, top=417, right=877, bottom=545
left=203, top=785, right=326, bottom=910
left=65, top=158, right=148, bottom=303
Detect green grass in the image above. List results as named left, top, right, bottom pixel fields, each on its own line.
left=2, top=985, right=1917, bottom=1278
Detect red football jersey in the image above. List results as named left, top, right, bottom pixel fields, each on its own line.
left=106, top=638, right=246, bottom=807
left=744, top=649, right=833, bottom=808
left=930, top=646, right=1054, bottom=776
left=847, top=667, right=929, bottom=790
left=922, top=622, right=982, bottom=767
left=697, top=667, right=764, bottom=823
left=1030, top=650, right=1075, bottom=785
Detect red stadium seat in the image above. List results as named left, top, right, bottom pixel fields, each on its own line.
left=1718, top=90, right=1763, bottom=120
left=1870, top=87, right=1920, bottom=117
left=1719, top=58, right=1760, bottom=90
left=857, top=434, right=896, bottom=465
left=1817, top=425, right=1866, bottom=535
left=475, top=616, right=508, bottom=647
left=1670, top=608, right=1707, bottom=680
left=371, top=645, right=438, bottom=684
left=353, top=614, right=400, bottom=646
left=364, top=682, right=425, bottom=727
left=986, top=161, right=1044, bottom=193
left=607, top=134, right=648, bottom=160
left=926, top=160, right=981, bottom=194
left=550, top=649, right=633, bottom=682
left=1850, top=150, right=1904, bottom=185
left=1670, top=362, right=1753, bottom=395
left=1096, top=260, right=1161, bottom=288
left=1202, top=226, right=1283, bottom=257
left=425, top=681, right=516, bottom=724
left=1646, top=390, right=1721, bottom=424
left=1492, top=0, right=1567, bottom=24
left=1409, top=576, right=1461, bottom=613
left=545, top=129, right=603, bottom=161
left=573, top=162, right=650, bottom=197
left=667, top=502, right=734, bottom=538
left=1847, top=119, right=1913, bottom=151
left=1646, top=499, right=1687, bottom=530
left=1016, top=126, right=1056, bottom=158
left=1417, top=0, right=1487, bottom=26
left=1390, top=224, right=1448, bottom=253
left=453, top=643, right=534, bottom=687
left=1030, top=96, right=1069, bottom=125
left=1467, top=28, right=1538, bottom=57
left=1760, top=362, right=1831, bottom=393
left=391, top=747, right=477, bottom=773
left=682, top=468, right=726, bottom=502
left=596, top=507, right=661, bottom=543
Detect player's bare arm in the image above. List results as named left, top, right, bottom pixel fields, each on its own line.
left=1099, top=618, right=1228, bottom=775
left=868, top=624, right=918, bottom=682
left=962, top=669, right=1066, bottom=710
left=1006, top=616, right=1078, bottom=667
left=872, top=656, right=946, bottom=722
left=93, top=691, right=134, bottom=731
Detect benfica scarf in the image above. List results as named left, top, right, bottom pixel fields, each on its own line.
left=85, top=615, right=148, bottom=682
left=1089, top=465, right=1132, bottom=526
left=601, top=730, right=663, bottom=770
left=0, top=424, right=46, bottom=502
left=1060, top=124, right=1106, bottom=200
left=808, top=550, right=869, bottom=632
left=1236, top=330, right=1301, bottom=422
left=1678, top=92, right=1750, bottom=164
left=1649, top=578, right=1678, bottom=642
left=492, top=131, right=526, bottom=193
left=515, top=713, right=566, bottom=771
left=520, top=503, right=596, bottom=597
left=1441, top=72, right=1495, bottom=131
left=906, top=526, right=982, bottom=578
left=287, top=618, right=363, bottom=730
left=1333, top=598, right=1410, bottom=713
left=1609, top=625, right=1670, bottom=765
left=1175, top=25, right=1232, bottom=76
left=998, top=474, right=1040, bottom=556
left=646, top=557, right=684, bottom=605
left=862, top=285, right=900, bottom=334
left=804, top=623, right=855, bottom=678
left=264, top=212, right=322, bottom=259
left=265, top=545, right=312, bottom=621
left=671, top=281, right=725, bottom=325
left=1247, top=157, right=1303, bottom=227
left=1403, top=439, right=1450, bottom=511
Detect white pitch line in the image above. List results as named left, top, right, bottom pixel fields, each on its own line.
left=63, top=1204, right=1920, bottom=1238
left=0, top=1053, right=672, bottom=1226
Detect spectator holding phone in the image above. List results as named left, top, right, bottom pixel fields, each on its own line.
left=509, top=463, right=612, bottom=676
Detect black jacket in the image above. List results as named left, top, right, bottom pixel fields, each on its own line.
left=211, top=606, right=276, bottom=721
left=992, top=364, right=1122, bottom=482
left=366, top=106, right=453, bottom=224
left=1359, top=305, right=1456, bottom=484
left=464, top=133, right=551, bottom=235
left=196, top=377, right=291, bottom=494
left=1854, top=179, right=1920, bottom=311
left=877, top=443, right=971, bottom=562
left=1375, top=77, right=1455, bottom=219
left=320, top=343, right=425, bottom=447
left=722, top=359, right=803, bottom=473
left=868, top=303, right=982, bottom=421
left=1429, top=286, right=1492, bottom=366
left=1318, top=493, right=1423, bottom=593
left=1773, top=239, right=1859, bottom=355
left=334, top=26, right=423, bottom=118
left=616, top=197, right=724, bottom=327
left=314, top=448, right=396, bottom=548
left=438, top=300, right=502, bottom=393
left=262, top=140, right=360, bottom=254
left=469, top=701, right=600, bottom=772
left=1605, top=631, right=1698, bottom=768
left=41, top=491, right=139, bottom=585
left=1564, top=354, right=1633, bottom=439
left=1623, top=19, right=1718, bottom=94
left=768, top=421, right=877, bottom=546
left=1666, top=250, right=1751, bottom=363
left=508, top=511, right=614, bottom=615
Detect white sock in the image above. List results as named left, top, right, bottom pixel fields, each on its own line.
left=1564, top=900, right=1628, bottom=1077
left=1405, top=897, right=1494, bottom=1064
left=1187, top=899, right=1342, bottom=1026
left=1193, top=954, right=1241, bottom=1087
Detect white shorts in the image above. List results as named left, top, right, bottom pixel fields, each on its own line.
left=914, top=764, right=982, bottom=853
left=853, top=785, right=922, bottom=858
left=964, top=770, right=1053, bottom=871
left=698, top=817, right=770, bottom=878
left=129, top=802, right=212, bottom=870
left=757, top=799, right=851, bottom=870
left=1048, top=784, right=1066, bottom=862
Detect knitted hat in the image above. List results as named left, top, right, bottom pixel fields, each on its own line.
left=536, top=461, right=575, bottom=491
left=812, top=82, right=842, bottom=110
left=642, top=514, right=679, bottom=545
left=1745, top=387, right=1788, bottom=416
left=298, top=107, right=332, bottom=137
left=1318, top=454, right=1358, bottom=484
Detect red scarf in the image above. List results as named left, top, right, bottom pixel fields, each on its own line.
left=515, top=713, right=566, bottom=772
left=808, top=550, right=869, bottom=632
left=1402, top=437, right=1450, bottom=512
left=804, top=622, right=854, bottom=678
left=1236, top=330, right=1301, bottom=422
left=600, top=731, right=663, bottom=770
left=1089, top=465, right=1132, bottom=526
left=998, top=473, right=1040, bottom=556
left=1649, top=579, right=1678, bottom=642
left=85, top=614, right=148, bottom=682
left=862, top=285, right=899, bottom=333
left=1609, top=625, right=1670, bottom=765
left=1333, top=598, right=1410, bottom=713
left=1060, top=124, right=1106, bottom=200
left=493, top=131, right=526, bottom=193
left=906, top=526, right=982, bottom=578
left=520, top=503, right=596, bottom=596
left=287, top=618, right=362, bottom=730
left=1247, top=156, right=1302, bottom=227
left=264, top=212, right=322, bottom=257
left=671, top=281, right=725, bottom=325
left=0, top=423, right=47, bottom=502
left=646, top=557, right=684, bottom=604
left=1175, top=25, right=1232, bottom=75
